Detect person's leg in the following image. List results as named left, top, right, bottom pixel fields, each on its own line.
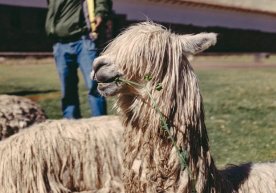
left=53, top=42, right=81, bottom=119
left=77, top=37, right=107, bottom=116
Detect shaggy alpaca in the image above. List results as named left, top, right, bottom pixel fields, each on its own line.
left=0, top=95, right=46, bottom=140
left=93, top=22, right=276, bottom=193
left=0, top=116, right=124, bottom=193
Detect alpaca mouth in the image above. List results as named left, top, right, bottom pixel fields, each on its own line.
left=97, top=82, right=121, bottom=97
left=93, top=71, right=121, bottom=84
left=95, top=74, right=122, bottom=96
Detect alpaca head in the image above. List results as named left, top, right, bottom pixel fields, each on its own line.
left=93, top=22, right=217, bottom=126
left=93, top=22, right=216, bottom=96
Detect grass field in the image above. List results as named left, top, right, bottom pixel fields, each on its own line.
left=0, top=56, right=275, bottom=167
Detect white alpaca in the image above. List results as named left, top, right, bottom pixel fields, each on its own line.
left=93, top=22, right=276, bottom=193
left=0, top=116, right=124, bottom=193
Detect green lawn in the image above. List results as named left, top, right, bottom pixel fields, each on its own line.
left=0, top=57, right=116, bottom=118
left=197, top=68, right=276, bottom=166
left=0, top=57, right=275, bottom=167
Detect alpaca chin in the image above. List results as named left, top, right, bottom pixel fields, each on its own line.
left=97, top=82, right=121, bottom=97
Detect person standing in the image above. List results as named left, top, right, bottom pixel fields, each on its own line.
left=45, top=0, right=112, bottom=118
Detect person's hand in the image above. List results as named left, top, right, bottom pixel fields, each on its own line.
left=93, top=16, right=103, bottom=32
left=89, top=16, right=102, bottom=40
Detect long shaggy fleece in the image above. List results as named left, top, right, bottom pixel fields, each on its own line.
left=0, top=95, right=46, bottom=140
left=93, top=22, right=276, bottom=193
left=0, top=116, right=124, bottom=193
left=221, top=162, right=276, bottom=193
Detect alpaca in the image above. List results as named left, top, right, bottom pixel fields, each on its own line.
left=0, top=95, right=46, bottom=140
left=0, top=116, right=124, bottom=193
left=92, top=22, right=276, bottom=193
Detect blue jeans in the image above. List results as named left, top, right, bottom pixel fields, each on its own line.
left=53, top=36, right=106, bottom=118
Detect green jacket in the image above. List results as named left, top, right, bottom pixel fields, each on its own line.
left=45, top=0, right=112, bottom=39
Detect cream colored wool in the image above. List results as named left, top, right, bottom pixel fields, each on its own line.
left=0, top=116, right=124, bottom=193
left=93, top=22, right=276, bottom=193
left=0, top=95, right=46, bottom=140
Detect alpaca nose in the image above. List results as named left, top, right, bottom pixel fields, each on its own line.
left=95, top=66, right=121, bottom=83
left=92, top=57, right=121, bottom=83
left=93, top=57, right=109, bottom=75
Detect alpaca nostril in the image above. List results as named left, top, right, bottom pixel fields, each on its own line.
left=95, top=73, right=121, bottom=83
left=93, top=59, right=121, bottom=83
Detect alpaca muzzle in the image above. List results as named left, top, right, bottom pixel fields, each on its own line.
left=93, top=66, right=122, bottom=83
left=92, top=56, right=121, bottom=83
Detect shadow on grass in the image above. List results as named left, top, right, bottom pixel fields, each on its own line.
left=5, top=89, right=58, bottom=96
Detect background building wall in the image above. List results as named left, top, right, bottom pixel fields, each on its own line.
left=0, top=1, right=276, bottom=52
left=113, top=0, right=276, bottom=33
left=0, top=5, right=51, bottom=52
left=0, top=0, right=46, bottom=8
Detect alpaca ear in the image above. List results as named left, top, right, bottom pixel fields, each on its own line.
left=180, top=33, right=217, bottom=54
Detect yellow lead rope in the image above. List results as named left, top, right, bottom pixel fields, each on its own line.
left=87, top=0, right=98, bottom=39
left=87, top=0, right=95, bottom=31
